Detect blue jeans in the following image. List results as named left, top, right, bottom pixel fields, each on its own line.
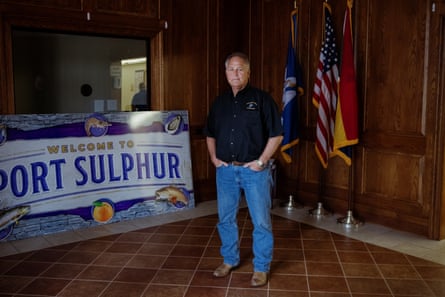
left=216, top=164, right=273, bottom=272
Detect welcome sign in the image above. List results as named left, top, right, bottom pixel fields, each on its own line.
left=0, top=111, right=194, bottom=241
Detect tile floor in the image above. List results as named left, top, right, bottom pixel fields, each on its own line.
left=0, top=200, right=444, bottom=297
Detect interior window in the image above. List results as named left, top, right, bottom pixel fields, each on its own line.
left=12, top=29, right=149, bottom=114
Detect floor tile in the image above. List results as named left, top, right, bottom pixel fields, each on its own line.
left=4, top=260, right=52, bottom=277
left=305, top=262, right=343, bottom=276
left=18, top=277, right=71, bottom=295
left=152, top=269, right=195, bottom=285
left=126, top=254, right=166, bottom=269
left=114, top=267, right=157, bottom=283
left=162, top=256, right=201, bottom=270
left=346, top=277, right=391, bottom=295
left=92, top=252, right=133, bottom=266
left=269, top=274, right=308, bottom=291
left=76, top=265, right=121, bottom=281
left=0, top=275, right=33, bottom=294
left=99, top=282, right=147, bottom=297
left=142, top=284, right=187, bottom=297
left=307, top=275, right=349, bottom=293
left=58, top=280, right=108, bottom=297
left=42, top=263, right=86, bottom=278
left=184, top=286, right=227, bottom=297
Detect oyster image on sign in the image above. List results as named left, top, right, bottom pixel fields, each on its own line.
left=164, top=114, right=183, bottom=135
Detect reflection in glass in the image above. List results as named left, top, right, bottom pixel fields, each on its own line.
left=12, top=29, right=149, bottom=114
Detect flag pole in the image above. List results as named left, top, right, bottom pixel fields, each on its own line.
left=337, top=148, right=362, bottom=226
left=335, top=0, right=362, bottom=227
left=280, top=1, right=304, bottom=211
left=309, top=0, right=333, bottom=217
left=309, top=164, right=330, bottom=216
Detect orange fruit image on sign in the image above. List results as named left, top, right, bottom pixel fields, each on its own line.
left=92, top=200, right=114, bottom=223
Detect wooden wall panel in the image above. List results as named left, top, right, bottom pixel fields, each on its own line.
left=161, top=0, right=210, bottom=126
left=353, top=0, right=433, bottom=236
left=0, top=0, right=159, bottom=17
left=217, top=0, right=250, bottom=61
left=363, top=152, right=422, bottom=204
left=160, top=0, right=219, bottom=200
left=364, top=0, right=425, bottom=133
left=0, top=0, right=82, bottom=11
left=94, top=0, right=158, bottom=18
left=252, top=0, right=289, bottom=96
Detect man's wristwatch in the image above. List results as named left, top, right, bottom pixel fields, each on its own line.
left=256, top=159, right=265, bottom=168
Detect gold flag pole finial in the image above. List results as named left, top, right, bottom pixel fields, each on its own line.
left=348, top=0, right=354, bottom=8
left=293, top=0, right=297, bottom=9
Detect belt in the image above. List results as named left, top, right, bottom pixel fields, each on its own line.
left=229, top=161, right=247, bottom=166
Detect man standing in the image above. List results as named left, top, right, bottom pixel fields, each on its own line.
left=204, top=52, right=283, bottom=287
left=131, top=82, right=148, bottom=111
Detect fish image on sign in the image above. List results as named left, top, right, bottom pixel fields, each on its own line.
left=84, top=113, right=111, bottom=137
left=155, top=186, right=189, bottom=208
left=0, top=205, right=30, bottom=240
left=0, top=124, right=6, bottom=146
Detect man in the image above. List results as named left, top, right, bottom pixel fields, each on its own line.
left=204, top=52, right=283, bottom=287
left=131, top=82, right=148, bottom=111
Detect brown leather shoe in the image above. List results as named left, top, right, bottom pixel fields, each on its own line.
left=213, top=263, right=238, bottom=277
left=250, top=271, right=268, bottom=287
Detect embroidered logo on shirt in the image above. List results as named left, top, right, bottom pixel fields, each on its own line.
left=245, top=101, right=258, bottom=111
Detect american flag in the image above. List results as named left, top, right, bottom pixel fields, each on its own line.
left=312, top=2, right=339, bottom=168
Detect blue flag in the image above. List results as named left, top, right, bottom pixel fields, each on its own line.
left=281, top=8, right=304, bottom=163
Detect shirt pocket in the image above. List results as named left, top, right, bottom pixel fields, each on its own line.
left=243, top=109, right=261, bottom=123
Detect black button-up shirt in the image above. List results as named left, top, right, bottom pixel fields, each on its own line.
left=204, top=85, right=283, bottom=163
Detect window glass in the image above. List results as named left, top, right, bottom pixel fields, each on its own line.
left=12, top=29, right=149, bottom=114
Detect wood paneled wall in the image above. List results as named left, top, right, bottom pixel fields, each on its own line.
left=0, top=0, right=444, bottom=239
